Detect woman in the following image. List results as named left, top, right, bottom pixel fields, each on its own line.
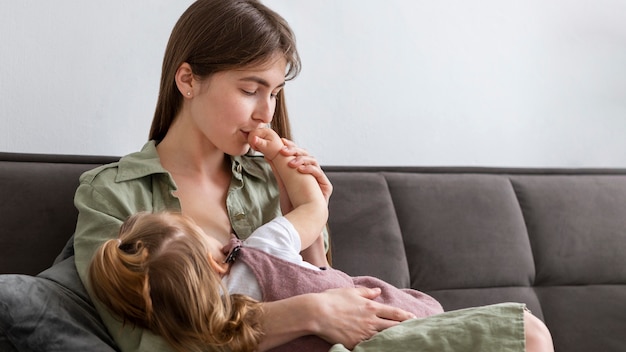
left=73, top=0, right=553, bottom=351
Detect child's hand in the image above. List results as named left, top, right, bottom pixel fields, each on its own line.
left=248, top=128, right=286, bottom=161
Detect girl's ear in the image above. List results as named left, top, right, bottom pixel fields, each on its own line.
left=175, top=62, right=195, bottom=98
left=208, top=254, right=229, bottom=277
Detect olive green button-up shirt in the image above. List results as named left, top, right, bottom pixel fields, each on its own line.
left=73, top=140, right=283, bottom=352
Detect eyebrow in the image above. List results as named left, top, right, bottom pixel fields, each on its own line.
left=239, top=76, right=286, bottom=89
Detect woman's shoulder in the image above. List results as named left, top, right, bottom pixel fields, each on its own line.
left=79, top=141, right=170, bottom=186
left=74, top=141, right=178, bottom=218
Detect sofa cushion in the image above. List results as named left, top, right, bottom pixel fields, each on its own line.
left=512, top=175, right=626, bottom=285
left=328, top=172, right=410, bottom=289
left=0, top=257, right=118, bottom=352
left=536, top=285, right=626, bottom=352
left=385, top=173, right=535, bottom=291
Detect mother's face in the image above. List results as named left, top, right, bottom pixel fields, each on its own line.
left=187, top=55, right=288, bottom=156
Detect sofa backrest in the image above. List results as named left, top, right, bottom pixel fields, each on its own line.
left=0, top=152, right=118, bottom=275
left=326, top=166, right=626, bottom=296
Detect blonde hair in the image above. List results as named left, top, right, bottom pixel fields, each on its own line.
left=89, top=212, right=264, bottom=352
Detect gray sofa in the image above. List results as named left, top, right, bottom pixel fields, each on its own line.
left=1, top=151, right=626, bottom=351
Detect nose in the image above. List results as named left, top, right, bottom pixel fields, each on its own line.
left=252, top=96, right=275, bottom=125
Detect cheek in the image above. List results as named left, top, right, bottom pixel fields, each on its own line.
left=225, top=98, right=255, bottom=123
left=193, top=90, right=253, bottom=131
left=193, top=96, right=230, bottom=125
left=190, top=100, right=216, bottom=130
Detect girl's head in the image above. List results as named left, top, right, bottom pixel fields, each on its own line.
left=89, top=212, right=263, bottom=352
left=150, top=0, right=301, bottom=142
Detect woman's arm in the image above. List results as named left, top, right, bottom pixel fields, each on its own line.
left=257, top=287, right=417, bottom=351
left=73, top=160, right=183, bottom=352
left=298, top=233, right=329, bottom=268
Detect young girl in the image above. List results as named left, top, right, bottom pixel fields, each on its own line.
left=89, top=127, right=444, bottom=352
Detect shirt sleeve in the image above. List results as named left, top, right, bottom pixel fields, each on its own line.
left=244, top=217, right=319, bottom=272
left=244, top=217, right=301, bottom=259
left=73, top=168, right=181, bottom=352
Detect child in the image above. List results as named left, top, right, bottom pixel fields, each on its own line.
left=89, top=128, right=443, bottom=352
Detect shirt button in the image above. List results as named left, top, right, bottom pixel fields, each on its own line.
left=234, top=212, right=246, bottom=220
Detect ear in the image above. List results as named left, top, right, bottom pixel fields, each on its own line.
left=208, top=254, right=229, bottom=277
left=175, top=62, right=195, bottom=98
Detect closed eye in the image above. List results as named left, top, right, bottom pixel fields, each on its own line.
left=241, top=89, right=280, bottom=99
left=239, top=76, right=285, bottom=98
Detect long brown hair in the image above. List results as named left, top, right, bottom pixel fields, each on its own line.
left=89, top=212, right=264, bottom=352
left=150, top=0, right=300, bottom=142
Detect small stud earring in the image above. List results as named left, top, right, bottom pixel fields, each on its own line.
left=186, top=91, right=191, bottom=96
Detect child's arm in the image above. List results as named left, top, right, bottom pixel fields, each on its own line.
left=248, top=128, right=328, bottom=251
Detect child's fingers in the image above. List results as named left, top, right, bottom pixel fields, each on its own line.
left=248, top=129, right=284, bottom=159
left=249, top=135, right=268, bottom=151
left=250, top=127, right=279, bottom=143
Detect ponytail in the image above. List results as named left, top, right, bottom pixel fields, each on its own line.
left=89, top=238, right=153, bottom=329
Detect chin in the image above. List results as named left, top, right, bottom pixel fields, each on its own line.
left=226, top=144, right=251, bottom=157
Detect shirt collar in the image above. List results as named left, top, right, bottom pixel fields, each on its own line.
left=115, top=141, right=169, bottom=183
left=115, top=140, right=269, bottom=183
left=231, top=151, right=270, bottom=182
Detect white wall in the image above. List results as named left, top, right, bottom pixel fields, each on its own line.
left=2, top=1, right=625, bottom=167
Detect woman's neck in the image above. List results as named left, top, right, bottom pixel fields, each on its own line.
left=156, top=117, right=229, bottom=179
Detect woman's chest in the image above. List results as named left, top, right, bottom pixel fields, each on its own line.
left=174, top=179, right=233, bottom=245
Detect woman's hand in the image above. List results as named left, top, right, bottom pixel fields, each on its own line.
left=280, top=138, right=333, bottom=204
left=311, top=287, right=416, bottom=349
left=257, top=287, right=414, bottom=351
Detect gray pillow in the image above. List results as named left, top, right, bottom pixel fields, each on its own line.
left=0, top=335, right=18, bottom=352
left=0, top=257, right=118, bottom=352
